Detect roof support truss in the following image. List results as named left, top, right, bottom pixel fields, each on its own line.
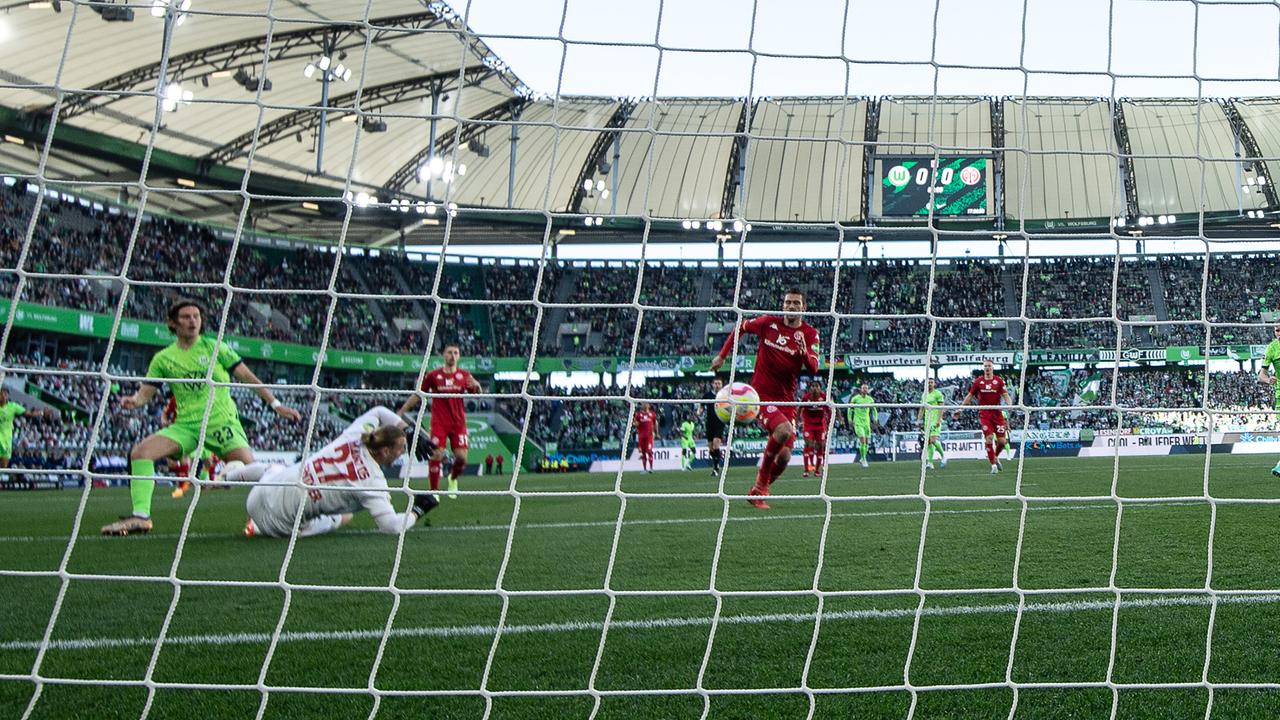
left=55, top=12, right=446, bottom=120
left=567, top=100, right=635, bottom=214
left=1113, top=101, right=1140, bottom=218
left=1222, top=100, right=1280, bottom=209
left=382, top=96, right=530, bottom=194
left=202, top=64, right=494, bottom=166
left=719, top=99, right=753, bottom=219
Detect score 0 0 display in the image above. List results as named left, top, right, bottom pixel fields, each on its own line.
left=873, top=156, right=993, bottom=218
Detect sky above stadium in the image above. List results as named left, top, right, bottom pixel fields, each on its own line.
left=462, top=0, right=1280, bottom=99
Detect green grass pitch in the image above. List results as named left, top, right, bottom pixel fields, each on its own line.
left=5, top=454, right=1280, bottom=719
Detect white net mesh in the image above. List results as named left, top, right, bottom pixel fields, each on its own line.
left=3, top=0, right=1280, bottom=718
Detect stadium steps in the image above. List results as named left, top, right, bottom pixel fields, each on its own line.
left=459, top=265, right=493, bottom=344
left=339, top=262, right=396, bottom=346
left=1145, top=261, right=1171, bottom=322
left=1000, top=262, right=1022, bottom=346
left=383, top=262, right=433, bottom=329
left=537, top=266, right=577, bottom=352
left=848, top=265, right=870, bottom=315
left=685, top=266, right=717, bottom=345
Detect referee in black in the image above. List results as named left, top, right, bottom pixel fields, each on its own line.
left=706, top=377, right=727, bottom=474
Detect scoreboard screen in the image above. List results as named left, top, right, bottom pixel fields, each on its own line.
left=873, top=155, right=993, bottom=218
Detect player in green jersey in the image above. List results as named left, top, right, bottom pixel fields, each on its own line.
left=0, top=387, right=50, bottom=488
left=679, top=416, right=697, bottom=471
left=846, top=383, right=878, bottom=469
left=0, top=387, right=46, bottom=467
left=101, top=299, right=301, bottom=536
left=1259, top=324, right=1280, bottom=477
left=918, top=378, right=948, bottom=470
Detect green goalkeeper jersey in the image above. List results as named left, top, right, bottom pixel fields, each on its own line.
left=922, top=388, right=946, bottom=427
left=680, top=420, right=696, bottom=443
left=848, top=393, right=875, bottom=425
left=146, top=336, right=244, bottom=426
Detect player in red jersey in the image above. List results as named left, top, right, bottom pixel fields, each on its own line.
left=710, top=289, right=821, bottom=509
left=398, top=344, right=481, bottom=498
left=799, top=381, right=833, bottom=478
left=956, top=358, right=1012, bottom=474
left=633, top=402, right=657, bottom=473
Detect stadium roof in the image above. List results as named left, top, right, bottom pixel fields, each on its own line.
left=0, top=2, right=1278, bottom=247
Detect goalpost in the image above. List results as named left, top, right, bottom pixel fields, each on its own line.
left=6, top=0, right=1280, bottom=718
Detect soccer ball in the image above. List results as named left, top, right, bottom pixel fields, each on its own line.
left=715, top=382, right=760, bottom=423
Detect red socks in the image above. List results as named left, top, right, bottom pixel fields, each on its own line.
left=756, top=436, right=782, bottom=488
left=985, top=442, right=996, bottom=464
left=769, top=450, right=790, bottom=483
left=450, top=459, right=464, bottom=480
left=428, top=460, right=441, bottom=491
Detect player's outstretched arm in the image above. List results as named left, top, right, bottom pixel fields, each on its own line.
left=232, top=363, right=301, bottom=421
left=366, top=490, right=435, bottom=534
left=120, top=383, right=159, bottom=410
left=710, top=317, right=768, bottom=371
left=1259, top=364, right=1275, bottom=386
left=348, top=406, right=407, bottom=435
left=397, top=393, right=422, bottom=418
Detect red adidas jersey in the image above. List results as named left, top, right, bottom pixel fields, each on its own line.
left=421, top=366, right=476, bottom=430
left=969, top=374, right=1007, bottom=407
left=634, top=409, right=657, bottom=439
left=717, top=315, right=820, bottom=403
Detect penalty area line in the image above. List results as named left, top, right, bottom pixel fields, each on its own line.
left=0, top=501, right=1191, bottom=544
left=3, top=591, right=1277, bottom=653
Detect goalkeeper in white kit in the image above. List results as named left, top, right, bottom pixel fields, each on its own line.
left=233, top=406, right=438, bottom=538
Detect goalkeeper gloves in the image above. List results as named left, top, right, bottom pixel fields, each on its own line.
left=412, top=492, right=439, bottom=519
left=403, top=426, right=437, bottom=461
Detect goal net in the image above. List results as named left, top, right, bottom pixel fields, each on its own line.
left=4, top=0, right=1280, bottom=718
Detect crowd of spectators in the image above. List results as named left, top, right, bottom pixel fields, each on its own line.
left=8, top=185, right=1280, bottom=367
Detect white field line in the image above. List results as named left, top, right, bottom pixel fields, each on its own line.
left=3, top=591, right=1276, bottom=654
left=0, top=501, right=1198, bottom=544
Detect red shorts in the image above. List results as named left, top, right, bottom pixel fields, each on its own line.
left=979, top=410, right=1008, bottom=438
left=638, top=436, right=654, bottom=453
left=431, top=425, right=469, bottom=451
left=758, top=403, right=798, bottom=448
left=802, top=428, right=827, bottom=446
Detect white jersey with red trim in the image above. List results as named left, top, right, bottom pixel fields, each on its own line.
left=250, top=406, right=403, bottom=536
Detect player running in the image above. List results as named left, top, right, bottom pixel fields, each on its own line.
left=236, top=406, right=438, bottom=538
left=956, top=359, right=1011, bottom=474
left=705, top=378, right=727, bottom=475
left=799, top=381, right=832, bottom=478
left=103, top=299, right=301, bottom=536
left=919, top=378, right=948, bottom=470
left=710, top=288, right=821, bottom=509
left=397, top=344, right=480, bottom=500
left=847, top=383, right=877, bottom=469
left=679, top=415, right=697, bottom=471
left=633, top=402, right=657, bottom=473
